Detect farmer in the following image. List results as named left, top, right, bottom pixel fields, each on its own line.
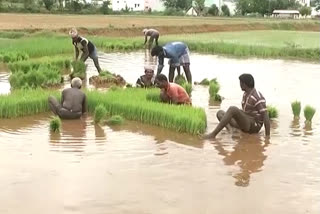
left=143, top=28, right=159, bottom=48
left=203, top=74, right=270, bottom=139
left=151, top=42, right=192, bottom=84
left=69, top=27, right=102, bottom=73
left=155, top=74, right=191, bottom=105
left=136, top=66, right=155, bottom=88
left=48, top=77, right=87, bottom=119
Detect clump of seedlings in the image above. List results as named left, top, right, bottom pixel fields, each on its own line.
left=291, top=101, right=301, bottom=119
left=209, top=79, right=222, bottom=101
left=89, top=70, right=126, bottom=88
left=267, top=105, right=279, bottom=119
left=0, top=51, right=29, bottom=63
left=70, top=60, right=86, bottom=80
left=105, top=115, right=124, bottom=125
left=182, top=82, right=192, bottom=96
left=174, top=75, right=187, bottom=86
left=9, top=65, right=63, bottom=89
left=94, top=104, right=107, bottom=124
left=50, top=116, right=61, bottom=132
left=146, top=90, right=161, bottom=102
left=199, top=78, right=210, bottom=85
left=304, top=105, right=316, bottom=125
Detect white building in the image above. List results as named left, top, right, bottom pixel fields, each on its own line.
left=111, top=0, right=163, bottom=11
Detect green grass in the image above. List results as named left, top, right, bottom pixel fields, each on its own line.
left=146, top=90, right=161, bottom=102
left=0, top=89, right=59, bottom=118
left=94, top=104, right=107, bottom=124
left=86, top=88, right=207, bottom=134
left=267, top=105, right=279, bottom=119
left=291, top=101, right=301, bottom=118
left=0, top=30, right=318, bottom=61
left=304, top=105, right=316, bottom=123
left=106, top=115, right=124, bottom=125
left=50, top=116, right=61, bottom=132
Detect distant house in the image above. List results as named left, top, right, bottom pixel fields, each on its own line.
left=186, top=7, right=199, bottom=16
left=272, top=10, right=300, bottom=19
left=111, top=0, right=164, bottom=11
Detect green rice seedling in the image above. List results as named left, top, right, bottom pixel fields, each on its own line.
left=86, top=88, right=207, bottom=135
left=182, top=83, right=192, bottom=96
left=304, top=105, right=316, bottom=124
left=291, top=101, right=301, bottom=118
left=106, top=115, right=124, bottom=125
left=0, top=89, right=60, bottom=118
left=146, top=90, right=161, bottom=102
left=174, top=75, right=187, bottom=86
left=70, top=61, right=86, bottom=80
left=199, top=78, right=210, bottom=85
left=0, top=51, right=29, bottom=63
left=110, top=85, right=121, bottom=91
left=267, top=105, right=279, bottom=119
left=94, top=104, right=107, bottom=124
left=50, top=116, right=61, bottom=132
left=209, top=81, right=222, bottom=102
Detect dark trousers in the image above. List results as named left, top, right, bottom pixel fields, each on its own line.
left=48, top=96, right=82, bottom=119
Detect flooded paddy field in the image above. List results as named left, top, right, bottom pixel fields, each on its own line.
left=0, top=52, right=319, bottom=214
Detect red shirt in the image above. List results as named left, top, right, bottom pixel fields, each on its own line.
left=165, top=83, right=191, bottom=104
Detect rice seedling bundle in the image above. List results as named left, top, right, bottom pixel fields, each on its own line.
left=9, top=57, right=71, bottom=73
left=267, top=105, right=279, bottom=119
left=9, top=65, right=63, bottom=89
left=70, top=61, right=86, bottom=80
left=94, top=104, right=108, bottom=124
left=86, top=88, right=207, bottom=135
left=0, top=89, right=60, bottom=118
left=146, top=90, right=161, bottom=102
left=291, top=101, right=301, bottom=118
left=182, top=83, right=192, bottom=96
left=199, top=78, right=210, bottom=85
left=209, top=80, right=222, bottom=101
left=50, top=116, right=61, bottom=132
left=106, top=115, right=124, bottom=125
left=304, top=105, right=316, bottom=123
left=174, top=75, right=187, bottom=86
left=0, top=51, right=29, bottom=63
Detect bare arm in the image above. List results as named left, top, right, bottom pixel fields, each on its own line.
left=157, top=55, right=164, bottom=74
left=74, top=46, right=79, bottom=60
left=263, top=111, right=270, bottom=137
left=144, top=35, right=148, bottom=45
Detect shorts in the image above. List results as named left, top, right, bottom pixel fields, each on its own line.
left=248, top=119, right=263, bottom=134
left=89, top=47, right=98, bottom=60
left=168, top=48, right=190, bottom=67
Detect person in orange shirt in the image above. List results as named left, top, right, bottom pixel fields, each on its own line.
left=155, top=74, right=191, bottom=105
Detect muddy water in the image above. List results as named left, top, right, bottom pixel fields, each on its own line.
left=0, top=52, right=320, bottom=214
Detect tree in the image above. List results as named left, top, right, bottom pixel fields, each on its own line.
left=162, top=0, right=192, bottom=10
left=208, top=4, right=219, bottom=16
left=70, top=0, right=82, bottom=12
left=42, top=0, right=55, bottom=10
left=221, top=4, right=230, bottom=16
left=194, top=0, right=205, bottom=15
left=100, top=0, right=111, bottom=14
left=23, top=0, right=33, bottom=10
left=299, top=6, right=312, bottom=16
left=311, top=0, right=320, bottom=10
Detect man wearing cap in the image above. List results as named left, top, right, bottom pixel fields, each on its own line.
left=48, top=77, right=87, bottom=119
left=69, top=28, right=102, bottom=73
left=136, top=66, right=155, bottom=88
left=143, top=28, right=159, bottom=49
left=151, top=42, right=192, bottom=84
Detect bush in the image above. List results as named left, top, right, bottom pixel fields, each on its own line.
left=208, top=4, right=219, bottom=16
left=42, top=0, right=55, bottom=11
left=163, top=7, right=185, bottom=16
left=221, top=4, right=230, bottom=16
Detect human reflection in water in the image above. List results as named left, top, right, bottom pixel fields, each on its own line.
left=49, top=118, right=87, bottom=152
left=213, top=135, right=270, bottom=187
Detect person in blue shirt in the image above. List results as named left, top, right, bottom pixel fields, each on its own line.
left=151, top=42, right=192, bottom=83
